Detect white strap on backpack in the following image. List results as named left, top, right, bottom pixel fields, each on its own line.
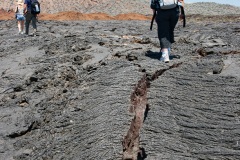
left=159, top=0, right=178, bottom=9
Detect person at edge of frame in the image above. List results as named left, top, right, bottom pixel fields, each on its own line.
left=23, top=0, right=39, bottom=36
left=15, top=0, right=25, bottom=35
left=153, top=0, right=185, bottom=63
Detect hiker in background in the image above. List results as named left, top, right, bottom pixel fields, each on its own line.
left=15, top=0, right=25, bottom=34
left=151, top=0, right=184, bottom=63
left=24, top=0, right=40, bottom=36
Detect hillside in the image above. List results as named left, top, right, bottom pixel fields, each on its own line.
left=1, top=0, right=240, bottom=16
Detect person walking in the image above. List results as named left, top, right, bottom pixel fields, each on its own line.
left=151, top=0, right=184, bottom=63
left=24, top=0, right=40, bottom=36
left=15, top=0, right=25, bottom=34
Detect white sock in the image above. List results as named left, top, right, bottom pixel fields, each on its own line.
left=162, top=51, right=168, bottom=57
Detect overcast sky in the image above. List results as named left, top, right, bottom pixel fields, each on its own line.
left=185, top=0, right=240, bottom=7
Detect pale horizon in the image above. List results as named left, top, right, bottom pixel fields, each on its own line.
left=185, top=0, right=240, bottom=7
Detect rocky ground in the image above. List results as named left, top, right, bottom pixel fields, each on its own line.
left=0, top=3, right=240, bottom=160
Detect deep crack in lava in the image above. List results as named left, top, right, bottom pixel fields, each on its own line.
left=122, top=63, right=182, bottom=160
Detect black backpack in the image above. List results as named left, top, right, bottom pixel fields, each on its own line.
left=31, top=0, right=40, bottom=14
left=150, top=0, right=160, bottom=10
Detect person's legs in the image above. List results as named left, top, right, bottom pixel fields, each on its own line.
left=17, top=21, right=21, bottom=34
left=25, top=13, right=32, bottom=35
left=167, top=7, right=179, bottom=57
left=20, top=20, right=24, bottom=34
left=32, top=15, right=37, bottom=34
left=169, top=7, right=179, bottom=44
left=156, top=10, right=171, bottom=62
left=156, top=10, right=171, bottom=49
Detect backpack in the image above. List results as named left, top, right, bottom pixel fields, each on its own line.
left=150, top=0, right=186, bottom=30
left=31, top=0, right=40, bottom=14
left=150, top=0, right=178, bottom=10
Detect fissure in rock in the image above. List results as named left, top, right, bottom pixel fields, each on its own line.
left=122, top=63, right=182, bottom=160
left=122, top=75, right=148, bottom=160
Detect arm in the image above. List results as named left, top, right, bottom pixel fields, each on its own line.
left=150, top=9, right=156, bottom=30
left=178, top=0, right=184, bottom=20
left=14, top=5, right=18, bottom=13
left=179, top=2, right=186, bottom=27
left=152, top=9, right=156, bottom=15
left=24, top=0, right=27, bottom=14
left=178, top=0, right=184, bottom=6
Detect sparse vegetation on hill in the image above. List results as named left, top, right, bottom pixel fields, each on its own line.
left=1, top=0, right=240, bottom=16
left=185, top=2, right=240, bottom=15
left=1, top=2, right=240, bottom=21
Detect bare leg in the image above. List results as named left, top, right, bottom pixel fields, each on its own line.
left=17, top=21, right=21, bottom=33
left=20, top=21, right=24, bottom=33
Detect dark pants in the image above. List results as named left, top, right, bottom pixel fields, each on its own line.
left=155, top=7, right=179, bottom=49
left=25, top=12, right=37, bottom=35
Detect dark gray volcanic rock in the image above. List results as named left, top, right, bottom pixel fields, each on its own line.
left=0, top=17, right=240, bottom=160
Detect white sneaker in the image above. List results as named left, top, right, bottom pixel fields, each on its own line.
left=160, top=51, right=170, bottom=63
left=32, top=29, right=37, bottom=36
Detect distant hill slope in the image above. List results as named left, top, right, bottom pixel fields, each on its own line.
left=1, top=0, right=240, bottom=15
left=185, top=2, right=240, bottom=15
